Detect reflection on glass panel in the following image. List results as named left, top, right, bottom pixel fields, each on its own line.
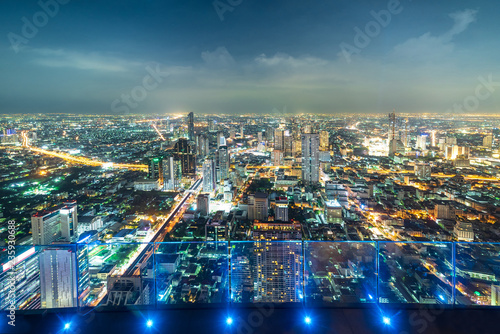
left=0, top=245, right=77, bottom=310
left=79, top=242, right=155, bottom=308
left=455, top=243, right=500, bottom=306
left=304, top=242, right=376, bottom=304
left=231, top=241, right=303, bottom=303
left=155, top=242, right=228, bottom=305
left=378, top=242, right=453, bottom=304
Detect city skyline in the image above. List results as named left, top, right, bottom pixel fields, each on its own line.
left=1, top=1, right=500, bottom=332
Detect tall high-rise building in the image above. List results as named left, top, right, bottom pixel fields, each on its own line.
left=253, top=241, right=302, bottom=303
left=60, top=201, right=77, bottom=241
left=218, top=145, right=230, bottom=182
left=416, top=135, right=427, bottom=151
left=173, top=138, right=196, bottom=176
left=431, top=130, right=437, bottom=147
left=274, top=129, right=284, bottom=150
left=76, top=240, right=90, bottom=303
left=196, top=134, right=209, bottom=157
left=251, top=193, right=268, bottom=221
left=202, top=159, right=216, bottom=192
left=301, top=133, right=320, bottom=184
left=148, top=157, right=163, bottom=184
left=32, top=210, right=61, bottom=245
left=275, top=197, right=289, bottom=222
left=388, top=112, right=398, bottom=156
left=197, top=193, right=210, bottom=216
left=40, top=248, right=78, bottom=309
left=217, top=131, right=226, bottom=148
left=483, top=135, right=493, bottom=149
left=0, top=247, right=39, bottom=310
left=209, top=119, right=216, bottom=132
left=32, top=201, right=79, bottom=245
left=266, top=126, right=274, bottom=142
left=284, top=131, right=292, bottom=157
left=403, top=118, right=409, bottom=147
left=445, top=145, right=470, bottom=160
left=187, top=112, right=194, bottom=141
left=162, top=155, right=182, bottom=190
left=320, top=130, right=329, bottom=151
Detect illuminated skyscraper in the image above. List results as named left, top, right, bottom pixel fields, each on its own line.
left=202, top=159, right=216, bottom=192
left=388, top=112, right=398, bottom=156
left=187, top=112, right=194, bottom=141
left=320, top=130, right=329, bottom=151
left=275, top=197, right=289, bottom=222
left=253, top=241, right=302, bottom=303
left=217, top=131, right=225, bottom=148
left=32, top=201, right=79, bottom=245
left=251, top=193, right=268, bottom=221
left=274, top=129, right=284, bottom=150
left=416, top=135, right=427, bottom=151
left=197, top=193, right=210, bottom=216
left=483, top=135, right=493, bottom=149
left=284, top=131, right=292, bottom=157
left=301, top=133, right=320, bottom=184
left=40, top=248, right=78, bottom=309
left=60, top=200, right=77, bottom=241
left=32, top=210, right=61, bottom=245
left=218, top=145, right=230, bottom=181
left=173, top=138, right=196, bottom=176
left=162, top=155, right=182, bottom=190
left=196, top=134, right=209, bottom=157
left=148, top=157, right=163, bottom=183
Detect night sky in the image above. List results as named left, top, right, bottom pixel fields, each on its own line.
left=0, top=0, right=499, bottom=114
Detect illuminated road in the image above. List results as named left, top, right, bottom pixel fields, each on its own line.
left=86, top=178, right=203, bottom=307
left=20, top=131, right=148, bottom=171
left=122, top=178, right=203, bottom=276
left=151, top=122, right=166, bottom=141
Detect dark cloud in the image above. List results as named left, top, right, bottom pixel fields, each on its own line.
left=0, top=0, right=498, bottom=114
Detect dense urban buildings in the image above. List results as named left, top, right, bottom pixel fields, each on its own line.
left=2, top=112, right=500, bottom=311
left=2, top=0, right=500, bottom=332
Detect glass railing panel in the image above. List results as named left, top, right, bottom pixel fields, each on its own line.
left=304, top=241, right=377, bottom=305
left=154, top=241, right=229, bottom=305
left=230, top=241, right=303, bottom=303
left=78, top=242, right=155, bottom=308
left=0, top=244, right=77, bottom=310
left=378, top=242, right=453, bottom=304
left=455, top=242, right=500, bottom=306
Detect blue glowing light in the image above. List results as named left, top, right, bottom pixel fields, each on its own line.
left=226, top=317, right=233, bottom=325
left=382, top=317, right=391, bottom=325
left=146, top=320, right=153, bottom=328
left=305, top=316, right=312, bottom=325
left=64, top=323, right=71, bottom=330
